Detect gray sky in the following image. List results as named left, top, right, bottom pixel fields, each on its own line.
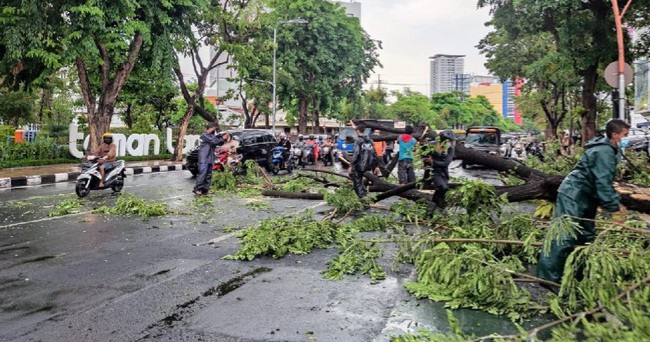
left=359, top=0, right=493, bottom=94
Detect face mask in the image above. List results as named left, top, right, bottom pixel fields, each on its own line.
left=619, top=137, right=629, bottom=149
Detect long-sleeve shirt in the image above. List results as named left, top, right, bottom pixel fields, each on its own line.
left=198, top=133, right=225, bottom=164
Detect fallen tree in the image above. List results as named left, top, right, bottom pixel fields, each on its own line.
left=265, top=121, right=650, bottom=213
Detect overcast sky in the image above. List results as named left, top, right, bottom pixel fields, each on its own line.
left=358, top=0, right=493, bottom=94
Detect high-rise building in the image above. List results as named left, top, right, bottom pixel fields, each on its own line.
left=429, top=54, right=466, bottom=95
left=469, top=78, right=523, bottom=125
left=331, top=1, right=361, bottom=19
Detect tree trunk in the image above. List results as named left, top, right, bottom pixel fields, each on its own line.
left=314, top=111, right=320, bottom=134
left=581, top=64, right=598, bottom=145
left=125, top=103, right=133, bottom=130
left=173, top=104, right=195, bottom=162
left=76, top=33, right=143, bottom=152
left=298, top=97, right=308, bottom=134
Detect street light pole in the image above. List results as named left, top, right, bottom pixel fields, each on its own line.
left=272, top=24, right=278, bottom=134
left=271, top=19, right=308, bottom=135
left=611, top=0, right=634, bottom=121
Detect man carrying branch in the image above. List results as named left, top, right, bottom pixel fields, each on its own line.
left=538, top=119, right=630, bottom=285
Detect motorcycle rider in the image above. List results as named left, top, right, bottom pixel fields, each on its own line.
left=193, top=123, right=227, bottom=196
left=422, top=130, right=456, bottom=216
left=93, top=133, right=117, bottom=188
left=278, top=134, right=292, bottom=167
left=294, top=134, right=306, bottom=148
left=306, top=134, right=320, bottom=161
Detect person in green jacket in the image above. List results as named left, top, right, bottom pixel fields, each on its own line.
left=537, top=119, right=630, bottom=286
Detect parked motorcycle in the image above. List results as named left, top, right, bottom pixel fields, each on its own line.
left=75, top=155, right=126, bottom=198
left=213, top=149, right=230, bottom=172
left=321, top=145, right=334, bottom=166
left=270, top=146, right=294, bottom=175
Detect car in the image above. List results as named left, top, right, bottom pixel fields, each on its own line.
left=186, top=129, right=277, bottom=176
left=462, top=126, right=507, bottom=168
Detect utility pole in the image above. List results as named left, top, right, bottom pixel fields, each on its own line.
left=611, top=0, right=634, bottom=121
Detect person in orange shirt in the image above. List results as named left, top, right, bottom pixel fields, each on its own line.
left=372, top=130, right=386, bottom=167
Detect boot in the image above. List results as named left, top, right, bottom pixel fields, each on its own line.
left=425, top=202, right=437, bottom=218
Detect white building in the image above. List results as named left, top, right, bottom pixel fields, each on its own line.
left=332, top=1, right=361, bottom=19
left=429, top=54, right=466, bottom=95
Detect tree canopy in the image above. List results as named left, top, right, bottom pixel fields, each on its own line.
left=269, top=0, right=380, bottom=134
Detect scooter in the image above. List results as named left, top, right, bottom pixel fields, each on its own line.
left=513, top=142, right=524, bottom=158
left=321, top=145, right=334, bottom=166
left=291, top=147, right=303, bottom=169
left=75, top=155, right=126, bottom=198
left=270, top=146, right=293, bottom=175
left=213, top=149, right=229, bottom=172
left=303, top=145, right=316, bottom=165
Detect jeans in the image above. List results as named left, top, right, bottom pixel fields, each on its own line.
left=398, top=159, right=415, bottom=184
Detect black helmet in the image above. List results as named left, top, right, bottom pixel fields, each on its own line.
left=309, top=134, right=315, bottom=139
left=318, top=136, right=323, bottom=141
left=102, top=132, right=113, bottom=144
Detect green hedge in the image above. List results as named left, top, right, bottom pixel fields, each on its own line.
left=0, top=140, right=73, bottom=161
left=0, top=154, right=177, bottom=169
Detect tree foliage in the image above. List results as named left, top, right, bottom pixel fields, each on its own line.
left=477, top=0, right=650, bottom=142
left=268, top=0, right=380, bottom=134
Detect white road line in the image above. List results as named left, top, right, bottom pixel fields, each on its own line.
left=0, top=193, right=194, bottom=229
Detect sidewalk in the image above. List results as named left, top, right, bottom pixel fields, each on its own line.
left=0, top=160, right=187, bottom=189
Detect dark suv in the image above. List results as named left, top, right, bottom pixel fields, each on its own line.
left=186, top=129, right=277, bottom=176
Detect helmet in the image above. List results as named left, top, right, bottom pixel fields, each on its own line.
left=318, top=136, right=323, bottom=141
left=102, top=132, right=113, bottom=144
left=279, top=133, right=287, bottom=140
left=298, top=134, right=304, bottom=141
left=309, top=134, right=315, bottom=139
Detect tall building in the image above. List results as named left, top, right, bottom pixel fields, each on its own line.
left=469, top=78, right=523, bottom=125
left=429, top=54, right=466, bottom=95
left=331, top=1, right=361, bottom=19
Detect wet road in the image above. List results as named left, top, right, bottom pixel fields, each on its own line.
left=0, top=167, right=519, bottom=342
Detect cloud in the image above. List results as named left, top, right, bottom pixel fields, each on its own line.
left=358, top=0, right=493, bottom=93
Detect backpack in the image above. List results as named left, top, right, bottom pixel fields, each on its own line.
left=357, top=138, right=378, bottom=172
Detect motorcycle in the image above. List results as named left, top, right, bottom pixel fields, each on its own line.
left=213, top=149, right=230, bottom=172
left=270, top=146, right=294, bottom=175
left=291, top=146, right=303, bottom=169
left=526, top=142, right=545, bottom=162
left=75, top=155, right=126, bottom=198
left=513, top=142, right=524, bottom=158
left=321, top=145, right=334, bottom=166
left=303, top=144, right=316, bottom=165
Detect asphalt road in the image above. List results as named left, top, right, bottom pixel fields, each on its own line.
left=0, top=167, right=519, bottom=342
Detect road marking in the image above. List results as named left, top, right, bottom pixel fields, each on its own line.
left=0, top=193, right=194, bottom=229
left=193, top=201, right=327, bottom=246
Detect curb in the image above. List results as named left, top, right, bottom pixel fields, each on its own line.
left=0, top=164, right=188, bottom=189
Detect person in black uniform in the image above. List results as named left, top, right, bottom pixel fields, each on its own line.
left=193, top=123, right=227, bottom=195
left=423, top=130, right=456, bottom=216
